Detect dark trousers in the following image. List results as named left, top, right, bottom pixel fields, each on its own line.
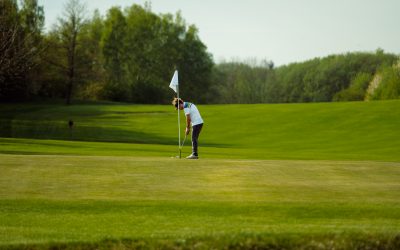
left=192, top=123, right=203, bottom=156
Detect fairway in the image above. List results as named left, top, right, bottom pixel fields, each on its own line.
left=1, top=101, right=400, bottom=249
left=1, top=100, right=400, bottom=161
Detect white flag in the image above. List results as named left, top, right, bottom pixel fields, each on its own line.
left=169, top=70, right=179, bottom=93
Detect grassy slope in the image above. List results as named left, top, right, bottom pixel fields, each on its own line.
left=1, top=100, right=400, bottom=160
left=0, top=101, right=400, bottom=248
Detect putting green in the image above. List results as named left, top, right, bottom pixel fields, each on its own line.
left=0, top=154, right=399, bottom=245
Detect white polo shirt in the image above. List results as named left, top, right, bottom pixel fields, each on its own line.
left=183, top=102, right=204, bottom=126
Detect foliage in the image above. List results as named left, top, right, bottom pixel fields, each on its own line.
left=52, top=0, right=87, bottom=105
left=75, top=10, right=105, bottom=101
left=211, top=60, right=273, bottom=103
left=269, top=51, right=398, bottom=103
left=1, top=1, right=213, bottom=104
left=1, top=1, right=399, bottom=104
left=210, top=51, right=398, bottom=104
left=333, top=72, right=372, bottom=101
left=39, top=5, right=106, bottom=102
left=371, top=63, right=400, bottom=100
left=100, top=5, right=213, bottom=103
left=0, top=0, right=44, bottom=101
left=100, top=7, right=128, bottom=101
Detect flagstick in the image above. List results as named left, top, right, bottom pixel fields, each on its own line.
left=177, top=85, right=181, bottom=159
left=169, top=69, right=181, bottom=159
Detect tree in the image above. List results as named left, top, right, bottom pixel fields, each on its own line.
left=19, top=0, right=45, bottom=96
left=124, top=4, right=165, bottom=103
left=76, top=10, right=105, bottom=100
left=333, top=72, right=372, bottom=101
left=0, top=0, right=20, bottom=100
left=211, top=60, right=273, bottom=104
left=179, top=24, right=214, bottom=103
left=370, top=63, right=400, bottom=100
left=270, top=52, right=398, bottom=103
left=101, top=7, right=129, bottom=101
left=54, top=0, right=87, bottom=105
left=0, top=0, right=44, bottom=101
left=102, top=4, right=214, bottom=104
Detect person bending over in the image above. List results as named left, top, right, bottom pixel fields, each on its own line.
left=172, top=98, right=204, bottom=159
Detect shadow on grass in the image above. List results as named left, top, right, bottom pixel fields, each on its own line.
left=0, top=105, right=229, bottom=147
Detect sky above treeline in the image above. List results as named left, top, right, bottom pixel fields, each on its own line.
left=40, top=0, right=400, bottom=66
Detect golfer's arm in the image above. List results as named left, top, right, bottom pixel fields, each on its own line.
left=186, top=114, right=191, bottom=129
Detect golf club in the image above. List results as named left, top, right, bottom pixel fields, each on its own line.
left=179, top=134, right=187, bottom=158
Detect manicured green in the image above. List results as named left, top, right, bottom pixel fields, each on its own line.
left=0, top=101, right=399, bottom=249
left=0, top=155, right=399, bottom=248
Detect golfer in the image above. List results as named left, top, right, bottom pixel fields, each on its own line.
left=172, top=98, right=204, bottom=159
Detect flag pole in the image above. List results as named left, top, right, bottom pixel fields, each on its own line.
left=177, top=84, right=181, bottom=159
left=169, top=69, right=181, bottom=159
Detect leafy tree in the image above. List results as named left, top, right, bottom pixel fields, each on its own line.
left=38, top=30, right=68, bottom=98
left=50, top=0, right=87, bottom=105
left=371, top=63, right=400, bottom=100
left=0, top=0, right=44, bottom=101
left=333, top=72, right=372, bottom=101
left=210, top=60, right=272, bottom=104
left=101, top=7, right=128, bottom=101
left=270, top=52, right=398, bottom=103
left=0, top=0, right=20, bottom=100
left=124, top=4, right=169, bottom=103
left=42, top=7, right=105, bottom=101
left=178, top=24, right=214, bottom=103
left=105, top=4, right=213, bottom=104
left=75, top=10, right=105, bottom=100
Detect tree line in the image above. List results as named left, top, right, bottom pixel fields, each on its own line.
left=1, top=0, right=399, bottom=104
left=208, top=50, right=399, bottom=103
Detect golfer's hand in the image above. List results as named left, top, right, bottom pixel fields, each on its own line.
left=185, top=127, right=190, bottom=135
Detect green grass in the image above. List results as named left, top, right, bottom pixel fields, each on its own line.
left=1, top=155, right=399, bottom=248
left=1, top=100, right=400, bottom=161
left=0, top=100, right=400, bottom=249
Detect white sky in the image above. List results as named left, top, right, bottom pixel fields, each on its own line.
left=39, top=0, right=400, bottom=66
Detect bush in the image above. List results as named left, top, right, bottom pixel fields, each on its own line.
left=333, top=72, right=372, bottom=101
left=371, top=63, right=400, bottom=100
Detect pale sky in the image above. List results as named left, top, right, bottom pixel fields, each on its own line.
left=39, top=0, right=400, bottom=66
